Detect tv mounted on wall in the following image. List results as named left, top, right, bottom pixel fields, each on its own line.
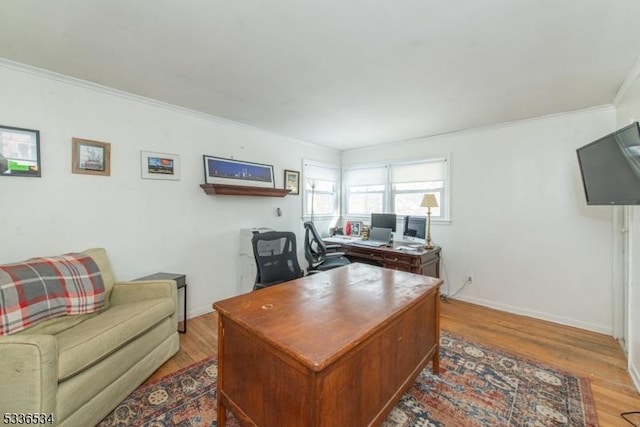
left=576, top=122, right=640, bottom=205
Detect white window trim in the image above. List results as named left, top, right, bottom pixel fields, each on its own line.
left=342, top=162, right=388, bottom=220
left=342, top=155, right=451, bottom=223
left=302, top=159, right=340, bottom=220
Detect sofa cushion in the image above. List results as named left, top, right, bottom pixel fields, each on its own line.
left=0, top=253, right=106, bottom=335
left=14, top=312, right=99, bottom=336
left=56, top=297, right=175, bottom=381
left=82, top=248, right=115, bottom=309
left=12, top=248, right=114, bottom=336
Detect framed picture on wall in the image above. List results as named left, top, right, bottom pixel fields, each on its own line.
left=203, top=155, right=274, bottom=188
left=72, top=138, right=111, bottom=176
left=140, top=151, right=180, bottom=180
left=284, top=169, right=300, bottom=195
left=0, top=125, right=41, bottom=177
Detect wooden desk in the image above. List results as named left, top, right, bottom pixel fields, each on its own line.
left=213, top=263, right=442, bottom=427
left=325, top=239, right=441, bottom=278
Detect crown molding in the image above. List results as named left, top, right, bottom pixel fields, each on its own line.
left=613, top=54, right=640, bottom=106
left=344, top=104, right=615, bottom=153
left=0, top=58, right=335, bottom=152
left=0, top=58, right=224, bottom=121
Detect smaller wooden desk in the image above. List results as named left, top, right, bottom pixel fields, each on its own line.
left=324, top=238, right=441, bottom=277
left=214, top=264, right=442, bottom=426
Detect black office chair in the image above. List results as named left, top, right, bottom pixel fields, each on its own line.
left=252, top=231, right=304, bottom=291
left=303, top=221, right=351, bottom=273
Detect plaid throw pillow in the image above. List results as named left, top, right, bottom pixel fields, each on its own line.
left=0, top=253, right=106, bottom=335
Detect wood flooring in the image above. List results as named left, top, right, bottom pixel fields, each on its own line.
left=146, top=299, right=640, bottom=427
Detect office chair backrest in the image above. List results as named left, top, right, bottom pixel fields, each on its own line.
left=252, top=231, right=302, bottom=290
left=303, top=221, right=327, bottom=268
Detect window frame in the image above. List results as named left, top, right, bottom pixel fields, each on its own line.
left=342, top=156, right=450, bottom=223
left=302, top=159, right=340, bottom=220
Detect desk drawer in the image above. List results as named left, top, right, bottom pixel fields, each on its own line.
left=344, top=247, right=384, bottom=264
left=344, top=248, right=416, bottom=272
left=381, top=253, right=416, bottom=270
left=340, top=245, right=441, bottom=277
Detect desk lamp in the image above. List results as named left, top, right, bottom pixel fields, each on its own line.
left=420, top=194, right=438, bottom=250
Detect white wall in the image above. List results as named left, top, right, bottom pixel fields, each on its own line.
left=0, top=63, right=340, bottom=319
left=0, top=61, right=627, bottom=338
left=615, top=64, right=640, bottom=391
left=342, top=108, right=617, bottom=334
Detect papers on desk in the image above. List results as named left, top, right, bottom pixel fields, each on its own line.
left=396, top=245, right=422, bottom=251
left=353, top=240, right=387, bottom=247
left=324, top=236, right=355, bottom=244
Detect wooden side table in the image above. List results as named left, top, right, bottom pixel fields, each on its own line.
left=135, top=272, right=187, bottom=333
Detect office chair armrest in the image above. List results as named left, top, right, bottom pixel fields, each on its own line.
left=325, top=244, right=342, bottom=250
left=325, top=252, right=347, bottom=258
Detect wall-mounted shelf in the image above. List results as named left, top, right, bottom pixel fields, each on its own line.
left=200, top=183, right=291, bottom=197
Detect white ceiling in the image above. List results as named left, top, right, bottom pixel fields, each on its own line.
left=1, top=0, right=639, bottom=150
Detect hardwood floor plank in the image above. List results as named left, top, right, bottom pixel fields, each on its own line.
left=145, top=299, right=640, bottom=426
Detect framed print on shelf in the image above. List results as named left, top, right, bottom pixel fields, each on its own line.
left=0, top=125, right=41, bottom=177
left=72, top=138, right=111, bottom=176
left=351, top=221, right=363, bottom=237
left=203, top=155, right=274, bottom=188
left=284, top=169, right=300, bottom=195
left=140, top=151, right=180, bottom=180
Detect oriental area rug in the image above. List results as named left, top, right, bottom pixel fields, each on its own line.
left=98, top=332, right=598, bottom=426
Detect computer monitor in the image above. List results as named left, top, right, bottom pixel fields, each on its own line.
left=403, top=216, right=426, bottom=242
left=370, top=213, right=397, bottom=232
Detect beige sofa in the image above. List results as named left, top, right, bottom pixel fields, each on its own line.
left=0, top=248, right=180, bottom=426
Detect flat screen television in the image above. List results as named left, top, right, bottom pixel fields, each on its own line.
left=577, top=122, right=640, bottom=205
left=403, top=216, right=426, bottom=242
left=370, top=213, right=397, bottom=232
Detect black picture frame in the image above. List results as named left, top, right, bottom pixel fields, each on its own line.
left=0, top=125, right=41, bottom=177
left=203, top=155, right=275, bottom=188
left=351, top=221, right=362, bottom=237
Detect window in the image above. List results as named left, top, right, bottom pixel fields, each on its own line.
left=343, top=157, right=449, bottom=221
left=303, top=159, right=339, bottom=219
left=343, top=166, right=387, bottom=215
left=391, top=160, right=446, bottom=218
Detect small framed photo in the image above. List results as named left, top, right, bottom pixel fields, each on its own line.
left=0, top=125, right=41, bottom=177
left=284, top=169, right=300, bottom=195
left=351, top=221, right=363, bottom=237
left=140, top=151, right=180, bottom=180
left=72, top=138, right=111, bottom=176
left=203, top=155, right=274, bottom=188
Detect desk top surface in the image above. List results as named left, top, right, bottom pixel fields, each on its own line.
left=213, top=263, right=442, bottom=370
left=324, top=236, right=439, bottom=255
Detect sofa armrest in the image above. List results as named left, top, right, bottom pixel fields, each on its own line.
left=110, top=280, right=177, bottom=306
left=110, top=281, right=179, bottom=331
left=0, top=335, right=57, bottom=414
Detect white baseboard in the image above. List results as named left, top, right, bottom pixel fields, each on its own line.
left=454, top=295, right=612, bottom=336
left=629, top=360, right=640, bottom=394
left=186, top=304, right=215, bottom=320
